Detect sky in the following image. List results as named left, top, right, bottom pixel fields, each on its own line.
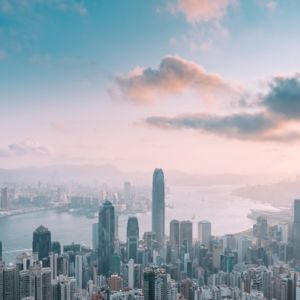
left=1, top=0, right=300, bottom=174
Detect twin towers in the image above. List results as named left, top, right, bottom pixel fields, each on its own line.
left=98, top=168, right=165, bottom=276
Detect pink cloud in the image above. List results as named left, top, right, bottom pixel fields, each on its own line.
left=115, top=55, right=233, bottom=104
left=174, top=0, right=233, bottom=23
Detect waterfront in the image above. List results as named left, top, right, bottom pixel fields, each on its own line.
left=0, top=185, right=278, bottom=262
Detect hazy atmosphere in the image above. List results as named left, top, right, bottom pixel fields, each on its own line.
left=1, top=1, right=300, bottom=300
left=1, top=0, right=300, bottom=175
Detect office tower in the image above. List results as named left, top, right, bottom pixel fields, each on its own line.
left=170, top=220, right=180, bottom=248
left=98, top=200, right=115, bottom=276
left=49, top=252, right=58, bottom=280
left=143, top=232, right=155, bottom=251
left=152, top=168, right=165, bottom=247
left=0, top=187, right=8, bottom=210
left=223, top=234, right=237, bottom=252
left=180, top=221, right=193, bottom=253
left=253, top=216, right=268, bottom=242
left=198, top=220, right=211, bottom=248
left=143, top=267, right=155, bottom=300
left=294, top=200, right=300, bottom=259
left=32, top=225, right=51, bottom=261
left=0, top=241, right=2, bottom=261
left=220, top=250, right=237, bottom=273
left=54, top=275, right=76, bottom=300
left=155, top=269, right=168, bottom=300
left=51, top=241, right=61, bottom=255
left=75, top=255, right=83, bottom=289
left=0, top=263, right=19, bottom=300
left=19, top=270, right=30, bottom=299
left=29, top=263, right=52, bottom=300
left=238, top=236, right=251, bottom=263
left=92, top=223, right=99, bottom=251
left=278, top=222, right=289, bottom=244
left=127, top=216, right=139, bottom=262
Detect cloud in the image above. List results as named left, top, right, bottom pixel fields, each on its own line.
left=115, top=55, right=234, bottom=104
left=146, top=113, right=300, bottom=142
left=0, top=139, right=50, bottom=157
left=143, top=74, right=300, bottom=143
left=171, top=0, right=234, bottom=23
left=262, top=75, right=300, bottom=119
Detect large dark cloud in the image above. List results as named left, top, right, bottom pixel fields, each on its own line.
left=147, top=113, right=273, bottom=137
left=146, top=113, right=300, bottom=142
left=263, top=75, right=300, bottom=119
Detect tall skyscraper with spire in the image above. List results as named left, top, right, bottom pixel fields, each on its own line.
left=98, top=200, right=115, bottom=276
left=152, top=168, right=165, bottom=247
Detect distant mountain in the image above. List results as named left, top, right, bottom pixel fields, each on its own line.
left=0, top=164, right=280, bottom=187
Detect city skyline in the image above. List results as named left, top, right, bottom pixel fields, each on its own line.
left=1, top=1, right=300, bottom=174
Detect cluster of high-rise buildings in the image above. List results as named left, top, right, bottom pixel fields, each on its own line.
left=2, top=169, right=300, bottom=299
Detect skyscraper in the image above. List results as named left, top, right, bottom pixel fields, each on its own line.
left=152, top=168, right=165, bottom=247
left=0, top=263, right=19, bottom=300
left=98, top=200, right=115, bottom=276
left=293, top=199, right=300, bottom=259
left=29, top=263, right=52, bottom=300
left=75, top=255, right=83, bottom=289
left=92, top=223, right=99, bottom=251
left=32, top=225, right=51, bottom=262
left=170, top=220, right=180, bottom=248
left=0, top=241, right=2, bottom=261
left=198, top=220, right=211, bottom=248
left=143, top=267, right=155, bottom=300
left=127, top=216, right=139, bottom=262
left=180, top=220, right=193, bottom=253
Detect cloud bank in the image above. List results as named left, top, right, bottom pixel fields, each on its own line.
left=143, top=72, right=300, bottom=143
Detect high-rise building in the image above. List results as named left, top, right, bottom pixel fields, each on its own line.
left=0, top=188, right=8, bottom=210
left=198, top=220, right=211, bottom=248
left=127, top=216, right=139, bottom=262
left=51, top=241, right=61, bottom=255
left=98, top=200, right=115, bottom=276
left=0, top=263, right=19, bottom=300
left=294, top=200, right=300, bottom=259
left=29, top=263, right=52, bottom=300
left=75, top=255, right=83, bottom=289
left=0, top=241, right=2, bottom=261
left=152, top=168, right=165, bottom=247
left=19, top=269, right=30, bottom=299
left=143, top=267, right=155, bottom=300
left=180, top=221, right=193, bottom=253
left=92, top=223, right=98, bottom=251
left=237, top=236, right=251, bottom=263
left=170, top=220, right=180, bottom=248
left=32, top=225, right=51, bottom=262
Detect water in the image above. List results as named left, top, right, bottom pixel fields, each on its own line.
left=0, top=185, right=276, bottom=262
